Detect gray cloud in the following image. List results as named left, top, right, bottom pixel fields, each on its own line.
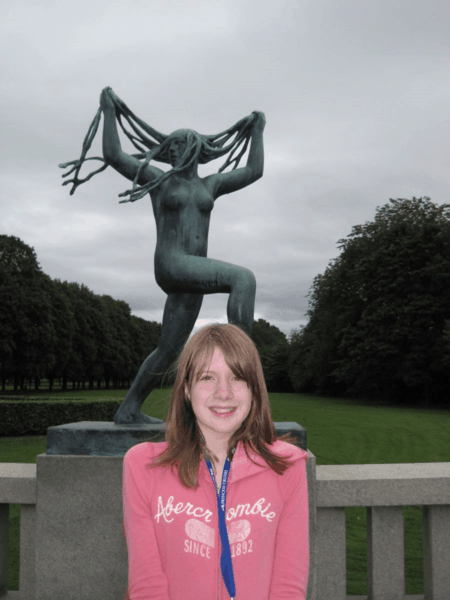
left=2, top=0, right=450, bottom=336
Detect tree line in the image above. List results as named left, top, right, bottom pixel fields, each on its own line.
left=0, top=235, right=290, bottom=394
left=288, top=197, right=450, bottom=407
left=3, top=196, right=449, bottom=408
left=0, top=235, right=161, bottom=391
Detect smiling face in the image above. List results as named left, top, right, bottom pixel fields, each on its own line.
left=186, top=346, right=253, bottom=460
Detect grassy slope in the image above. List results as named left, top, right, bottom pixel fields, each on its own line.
left=2, top=389, right=449, bottom=595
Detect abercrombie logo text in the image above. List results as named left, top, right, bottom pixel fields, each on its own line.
left=155, top=496, right=276, bottom=524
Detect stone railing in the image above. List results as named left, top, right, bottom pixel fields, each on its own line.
left=1, top=454, right=449, bottom=599
left=311, top=461, right=450, bottom=600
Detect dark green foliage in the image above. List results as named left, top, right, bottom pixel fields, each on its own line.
left=251, top=318, right=293, bottom=392
left=289, top=198, right=450, bottom=406
left=251, top=318, right=286, bottom=349
left=0, top=236, right=56, bottom=390
left=442, top=320, right=450, bottom=368
left=0, top=235, right=161, bottom=391
left=262, top=343, right=294, bottom=393
left=46, top=278, right=76, bottom=387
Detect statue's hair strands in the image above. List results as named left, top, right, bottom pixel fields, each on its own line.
left=59, top=91, right=257, bottom=203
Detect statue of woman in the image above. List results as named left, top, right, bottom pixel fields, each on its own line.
left=61, top=87, right=265, bottom=424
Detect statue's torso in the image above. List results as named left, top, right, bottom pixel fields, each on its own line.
left=151, top=175, right=215, bottom=258
left=159, top=179, right=214, bottom=214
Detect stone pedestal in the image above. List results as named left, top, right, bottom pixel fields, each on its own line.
left=45, top=419, right=306, bottom=456
left=45, top=419, right=166, bottom=457
left=33, top=420, right=308, bottom=600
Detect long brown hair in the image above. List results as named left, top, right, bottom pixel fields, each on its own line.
left=145, top=323, right=304, bottom=489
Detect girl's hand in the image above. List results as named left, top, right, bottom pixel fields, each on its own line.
left=100, top=87, right=115, bottom=112
left=252, top=111, right=266, bottom=131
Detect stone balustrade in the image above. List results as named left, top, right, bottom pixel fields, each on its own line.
left=313, top=461, right=450, bottom=600
left=1, top=456, right=449, bottom=600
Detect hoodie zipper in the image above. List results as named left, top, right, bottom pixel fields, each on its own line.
left=212, top=474, right=222, bottom=600
left=216, top=477, right=221, bottom=600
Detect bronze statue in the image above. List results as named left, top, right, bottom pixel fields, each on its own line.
left=60, top=87, right=265, bottom=424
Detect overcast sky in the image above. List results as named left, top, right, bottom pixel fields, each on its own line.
left=2, top=0, right=450, bottom=337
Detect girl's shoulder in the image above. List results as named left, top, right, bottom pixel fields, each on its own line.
left=124, top=440, right=168, bottom=463
left=269, top=439, right=309, bottom=462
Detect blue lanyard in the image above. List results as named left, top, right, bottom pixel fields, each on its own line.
left=205, top=447, right=236, bottom=600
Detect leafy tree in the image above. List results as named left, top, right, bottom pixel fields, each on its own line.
left=251, top=318, right=293, bottom=392
left=128, top=316, right=163, bottom=386
left=442, top=320, right=450, bottom=369
left=45, top=278, right=76, bottom=390
left=58, top=283, right=98, bottom=389
left=289, top=198, right=450, bottom=406
left=263, top=343, right=294, bottom=393
left=130, top=317, right=161, bottom=367
left=252, top=318, right=286, bottom=351
left=0, top=236, right=56, bottom=390
left=0, top=234, right=163, bottom=391
left=0, top=235, right=41, bottom=276
left=101, top=295, right=133, bottom=387
left=0, top=235, right=43, bottom=383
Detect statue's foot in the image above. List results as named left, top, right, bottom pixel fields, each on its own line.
left=114, top=404, right=164, bottom=425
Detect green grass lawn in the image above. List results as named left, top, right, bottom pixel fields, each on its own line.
left=2, top=389, right=449, bottom=595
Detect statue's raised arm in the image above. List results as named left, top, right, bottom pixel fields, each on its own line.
left=100, top=87, right=165, bottom=187
left=204, top=110, right=265, bottom=199
left=59, top=89, right=265, bottom=425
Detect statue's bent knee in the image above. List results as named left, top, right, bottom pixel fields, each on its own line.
left=236, top=268, right=256, bottom=293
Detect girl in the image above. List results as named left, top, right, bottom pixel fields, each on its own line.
left=122, top=323, right=309, bottom=599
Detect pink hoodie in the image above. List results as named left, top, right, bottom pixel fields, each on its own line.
left=122, top=439, right=309, bottom=600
